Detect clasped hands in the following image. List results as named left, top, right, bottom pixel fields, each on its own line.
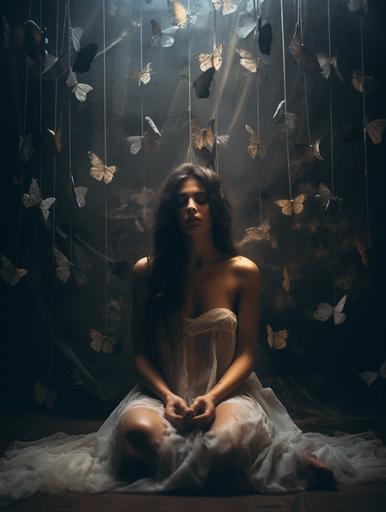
left=164, top=392, right=216, bottom=432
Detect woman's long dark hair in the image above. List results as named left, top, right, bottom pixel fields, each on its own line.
left=144, top=162, right=238, bottom=349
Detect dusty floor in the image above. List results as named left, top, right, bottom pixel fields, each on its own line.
left=1, top=411, right=386, bottom=512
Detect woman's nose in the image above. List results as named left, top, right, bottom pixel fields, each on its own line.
left=186, top=197, right=197, bottom=211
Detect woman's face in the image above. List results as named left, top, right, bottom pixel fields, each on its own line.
left=175, top=177, right=212, bottom=236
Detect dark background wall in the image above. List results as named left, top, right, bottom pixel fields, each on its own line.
left=0, top=0, right=385, bottom=419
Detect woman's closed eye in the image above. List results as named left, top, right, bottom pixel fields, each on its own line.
left=176, top=192, right=208, bottom=208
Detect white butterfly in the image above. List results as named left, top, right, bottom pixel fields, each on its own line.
left=313, top=295, right=347, bottom=325
left=237, top=11, right=256, bottom=39
left=212, top=0, right=241, bottom=16
left=53, top=246, right=91, bottom=285
left=314, top=183, right=342, bottom=210
left=235, top=48, right=259, bottom=73
left=33, top=381, right=57, bottom=408
left=89, top=151, right=118, bottom=183
left=126, top=116, right=161, bottom=155
left=137, top=62, right=152, bottom=86
left=74, top=186, right=88, bottom=208
left=273, top=100, right=297, bottom=131
left=89, top=328, right=117, bottom=353
left=150, top=20, right=179, bottom=48
left=22, top=178, right=56, bottom=220
left=196, top=42, right=223, bottom=72
left=358, top=361, right=386, bottom=387
left=66, top=70, right=93, bottom=102
left=351, top=70, right=376, bottom=93
left=70, top=26, right=83, bottom=53
left=316, top=53, right=344, bottom=82
left=0, top=254, right=28, bottom=286
left=266, top=324, right=288, bottom=350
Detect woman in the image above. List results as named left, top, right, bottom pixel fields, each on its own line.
left=1, top=163, right=386, bottom=501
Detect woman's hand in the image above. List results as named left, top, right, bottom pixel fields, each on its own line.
left=184, top=394, right=216, bottom=430
left=164, top=393, right=191, bottom=432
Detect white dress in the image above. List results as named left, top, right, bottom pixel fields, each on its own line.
left=1, top=308, right=386, bottom=502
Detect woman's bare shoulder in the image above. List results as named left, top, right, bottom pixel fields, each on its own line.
left=132, top=257, right=152, bottom=284
left=227, top=255, right=260, bottom=277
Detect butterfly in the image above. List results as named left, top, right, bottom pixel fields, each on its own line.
left=314, top=183, right=342, bottom=210
left=126, top=116, right=161, bottom=154
left=136, top=62, right=152, bottom=86
left=150, top=19, right=179, bottom=48
left=73, top=42, right=98, bottom=73
left=273, top=100, right=297, bottom=131
left=0, top=254, right=28, bottom=286
left=245, top=124, right=268, bottom=159
left=274, top=194, right=307, bottom=216
left=193, top=67, right=215, bottom=99
left=281, top=266, right=290, bottom=294
left=235, top=48, right=258, bottom=73
left=366, top=119, right=386, bottom=144
left=357, top=361, right=386, bottom=387
left=66, top=70, right=93, bottom=102
left=313, top=294, right=347, bottom=325
left=89, top=328, right=117, bottom=353
left=237, top=12, right=256, bottom=39
left=212, top=0, right=240, bottom=15
left=289, top=23, right=317, bottom=70
left=70, top=174, right=88, bottom=208
left=354, top=238, right=368, bottom=267
left=41, top=49, right=70, bottom=80
left=89, top=151, right=118, bottom=183
left=168, top=1, right=199, bottom=28
left=316, top=53, right=344, bottom=82
left=53, top=246, right=91, bottom=285
left=294, top=139, right=324, bottom=166
left=239, top=219, right=271, bottom=246
left=265, top=324, right=288, bottom=350
left=347, top=0, right=368, bottom=15
left=351, top=70, right=376, bottom=93
left=22, top=179, right=55, bottom=220
left=70, top=26, right=83, bottom=53
left=196, top=42, right=223, bottom=72
left=192, top=118, right=215, bottom=151
left=33, top=381, right=57, bottom=408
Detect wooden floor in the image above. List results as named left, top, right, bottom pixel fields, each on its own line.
left=1, top=412, right=386, bottom=512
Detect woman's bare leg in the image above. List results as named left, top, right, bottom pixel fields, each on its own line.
left=119, top=407, right=168, bottom=469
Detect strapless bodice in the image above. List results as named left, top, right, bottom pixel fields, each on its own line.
left=154, top=307, right=237, bottom=404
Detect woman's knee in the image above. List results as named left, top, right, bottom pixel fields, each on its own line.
left=119, top=413, right=166, bottom=460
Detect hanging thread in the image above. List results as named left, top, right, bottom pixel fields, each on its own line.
left=279, top=0, right=293, bottom=201
left=102, top=0, right=109, bottom=335
left=187, top=0, right=193, bottom=162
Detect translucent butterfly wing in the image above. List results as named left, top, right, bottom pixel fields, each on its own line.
left=145, top=115, right=161, bottom=137
left=289, top=23, right=302, bottom=62
left=70, top=26, right=83, bottom=53
left=357, top=371, right=379, bottom=386
left=90, top=328, right=104, bottom=352
left=237, top=12, right=256, bottom=39
left=274, top=199, right=293, bottom=216
left=292, top=194, right=306, bottom=215
left=39, top=197, right=56, bottom=220
left=126, top=136, right=142, bottom=155
left=74, top=186, right=88, bottom=208
left=266, top=324, right=288, bottom=350
left=197, top=44, right=223, bottom=72
left=315, top=182, right=332, bottom=209
left=53, top=247, right=71, bottom=282
left=316, top=53, right=331, bottom=79
left=366, top=119, right=386, bottom=144
left=313, top=302, right=333, bottom=322
left=23, top=178, right=42, bottom=208
left=73, top=82, right=93, bottom=102
left=282, top=266, right=290, bottom=294
left=0, top=254, right=28, bottom=286
left=192, top=119, right=205, bottom=149
left=247, top=219, right=270, bottom=242
left=236, top=48, right=257, bottom=73
left=330, top=55, right=344, bottom=82
left=89, top=151, right=117, bottom=183
left=333, top=294, right=347, bottom=325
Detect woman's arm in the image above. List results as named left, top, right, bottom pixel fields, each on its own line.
left=187, top=258, right=261, bottom=425
left=131, top=258, right=191, bottom=429
left=131, top=257, right=173, bottom=402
